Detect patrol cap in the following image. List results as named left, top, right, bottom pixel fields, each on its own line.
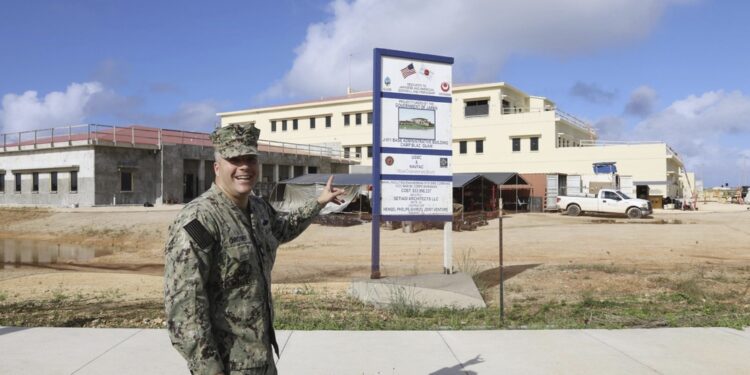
left=210, top=123, right=260, bottom=159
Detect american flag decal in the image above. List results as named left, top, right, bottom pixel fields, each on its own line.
left=401, top=63, right=416, bottom=78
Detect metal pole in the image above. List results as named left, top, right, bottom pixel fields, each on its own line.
left=444, top=221, right=452, bottom=274
left=499, top=198, right=504, bottom=322
left=371, top=49, right=382, bottom=279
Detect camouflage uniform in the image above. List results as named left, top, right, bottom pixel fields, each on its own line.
left=164, top=124, right=323, bottom=374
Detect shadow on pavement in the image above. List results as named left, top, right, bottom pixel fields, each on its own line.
left=0, top=327, right=29, bottom=336
left=429, top=355, right=483, bottom=375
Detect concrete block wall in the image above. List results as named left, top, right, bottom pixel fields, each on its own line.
left=159, top=145, right=215, bottom=204
left=94, top=146, right=162, bottom=205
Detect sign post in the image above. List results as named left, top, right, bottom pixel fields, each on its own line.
left=372, top=48, right=454, bottom=279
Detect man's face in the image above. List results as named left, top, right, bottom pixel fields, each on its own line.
left=214, top=154, right=259, bottom=198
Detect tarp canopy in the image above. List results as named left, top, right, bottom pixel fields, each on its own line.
left=273, top=174, right=370, bottom=214
left=281, top=173, right=372, bottom=185
left=453, top=172, right=528, bottom=187
left=275, top=172, right=529, bottom=214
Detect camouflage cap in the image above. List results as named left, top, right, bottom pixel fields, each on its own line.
left=210, top=123, right=260, bottom=158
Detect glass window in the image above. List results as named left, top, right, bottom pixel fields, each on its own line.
left=603, top=191, right=620, bottom=200
left=459, top=141, right=467, bottom=154
left=355, top=146, right=361, bottom=158
left=367, top=112, right=372, bottom=124
left=32, top=172, right=39, bottom=192
left=465, top=99, right=489, bottom=117
left=344, top=147, right=350, bottom=158
left=70, top=171, right=78, bottom=192
left=0, top=173, right=5, bottom=192
left=325, top=116, right=331, bottom=128
left=15, top=173, right=21, bottom=192
left=476, top=140, right=484, bottom=154
left=310, top=117, right=316, bottom=129
left=367, top=146, right=373, bottom=158
left=121, top=171, right=133, bottom=192
left=51, top=172, right=58, bottom=192
left=271, top=120, right=276, bottom=132
left=292, top=119, right=298, bottom=130
left=531, top=137, right=539, bottom=151
left=355, top=113, right=362, bottom=125
left=512, top=138, right=520, bottom=152
left=282, top=120, right=287, bottom=131
left=344, top=114, right=350, bottom=126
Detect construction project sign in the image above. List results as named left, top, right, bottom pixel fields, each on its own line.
left=370, top=48, right=455, bottom=279
left=373, top=49, right=454, bottom=221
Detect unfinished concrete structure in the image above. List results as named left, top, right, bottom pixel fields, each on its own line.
left=0, top=124, right=353, bottom=207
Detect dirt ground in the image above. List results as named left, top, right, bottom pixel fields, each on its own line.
left=1, top=203, right=749, bottom=308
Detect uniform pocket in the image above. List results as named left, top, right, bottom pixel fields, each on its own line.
left=222, top=243, right=256, bottom=289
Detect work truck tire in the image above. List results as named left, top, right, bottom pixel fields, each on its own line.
left=627, top=207, right=642, bottom=219
left=566, top=204, right=581, bottom=216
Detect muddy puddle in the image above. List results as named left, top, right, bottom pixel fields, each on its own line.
left=0, top=238, right=112, bottom=269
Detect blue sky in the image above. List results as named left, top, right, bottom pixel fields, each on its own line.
left=1, top=0, right=749, bottom=186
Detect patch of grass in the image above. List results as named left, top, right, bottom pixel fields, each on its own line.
left=0, top=291, right=7, bottom=302
left=387, top=285, right=422, bottom=317
left=1, top=290, right=748, bottom=330
left=456, top=247, right=482, bottom=276
left=558, top=263, right=636, bottom=274
left=668, top=275, right=706, bottom=302
left=51, top=289, right=69, bottom=303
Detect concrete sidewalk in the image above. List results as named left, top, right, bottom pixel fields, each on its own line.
left=1, top=327, right=748, bottom=374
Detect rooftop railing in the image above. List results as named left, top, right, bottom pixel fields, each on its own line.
left=579, top=140, right=681, bottom=160
left=579, top=140, right=665, bottom=146
left=555, top=109, right=596, bottom=134
left=499, top=106, right=596, bottom=134
left=0, top=124, right=351, bottom=161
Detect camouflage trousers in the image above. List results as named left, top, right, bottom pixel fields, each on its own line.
left=226, top=362, right=277, bottom=375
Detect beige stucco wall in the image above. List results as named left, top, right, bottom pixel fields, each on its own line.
left=219, top=82, right=685, bottom=197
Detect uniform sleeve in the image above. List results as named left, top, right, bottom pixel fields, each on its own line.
left=164, top=215, right=223, bottom=375
left=266, top=198, right=323, bottom=244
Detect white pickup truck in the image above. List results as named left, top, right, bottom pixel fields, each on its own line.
left=556, top=189, right=653, bottom=218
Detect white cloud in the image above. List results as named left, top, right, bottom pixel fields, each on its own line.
left=0, top=82, right=104, bottom=133
left=624, top=85, right=658, bottom=117
left=0, top=82, right=219, bottom=134
left=155, top=101, right=220, bottom=132
left=262, top=0, right=687, bottom=100
left=594, top=116, right=628, bottom=140
left=633, top=90, right=750, bottom=185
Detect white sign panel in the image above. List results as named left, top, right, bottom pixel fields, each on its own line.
left=381, top=180, right=454, bottom=216
left=381, top=57, right=452, bottom=97
left=381, top=153, right=451, bottom=176
left=381, top=98, right=451, bottom=151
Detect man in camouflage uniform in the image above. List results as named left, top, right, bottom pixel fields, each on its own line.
left=164, top=123, right=345, bottom=375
